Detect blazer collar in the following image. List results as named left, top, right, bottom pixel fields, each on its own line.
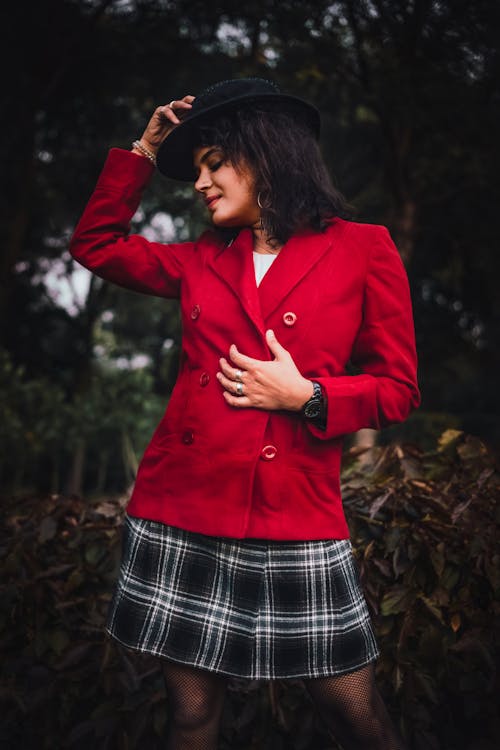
left=210, top=221, right=345, bottom=333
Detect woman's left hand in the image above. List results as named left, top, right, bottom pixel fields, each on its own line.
left=217, top=329, right=313, bottom=411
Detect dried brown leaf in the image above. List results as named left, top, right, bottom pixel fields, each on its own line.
left=38, top=517, right=57, bottom=543
left=437, top=429, right=464, bottom=451
left=450, top=613, right=461, bottom=633
left=451, top=496, right=474, bottom=523
left=418, top=594, right=445, bottom=625
left=369, top=489, right=394, bottom=519
left=380, top=586, right=412, bottom=616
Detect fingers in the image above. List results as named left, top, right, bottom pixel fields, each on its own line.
left=218, top=356, right=251, bottom=408
left=217, top=371, right=243, bottom=395
left=229, top=334, right=289, bottom=367
left=157, top=105, right=182, bottom=126
left=228, top=344, right=259, bottom=369
left=217, top=369, right=251, bottom=408
left=219, top=357, right=245, bottom=381
left=265, top=329, right=289, bottom=360
left=161, top=95, right=194, bottom=125
left=222, top=391, right=251, bottom=408
left=171, top=95, right=195, bottom=105
left=141, top=95, right=195, bottom=150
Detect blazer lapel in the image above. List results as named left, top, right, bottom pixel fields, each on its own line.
left=210, top=228, right=266, bottom=335
left=209, top=220, right=348, bottom=332
left=257, top=223, right=341, bottom=321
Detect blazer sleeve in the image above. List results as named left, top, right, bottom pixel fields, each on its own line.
left=308, top=225, right=421, bottom=440
left=69, top=148, right=193, bottom=298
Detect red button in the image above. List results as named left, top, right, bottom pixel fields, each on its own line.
left=191, top=304, right=201, bottom=320
left=283, top=311, right=297, bottom=326
left=199, top=372, right=210, bottom=387
left=182, top=430, right=194, bottom=445
left=261, top=444, right=277, bottom=461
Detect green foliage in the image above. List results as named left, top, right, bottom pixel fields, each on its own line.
left=0, top=431, right=498, bottom=749
left=0, top=348, right=164, bottom=494
left=0, top=348, right=70, bottom=490
left=2, top=0, right=500, bottom=450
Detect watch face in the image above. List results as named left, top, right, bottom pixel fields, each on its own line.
left=304, top=401, right=321, bottom=418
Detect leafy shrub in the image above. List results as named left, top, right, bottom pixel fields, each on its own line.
left=0, top=430, right=498, bottom=749
left=0, top=347, right=164, bottom=494
left=344, top=429, right=499, bottom=750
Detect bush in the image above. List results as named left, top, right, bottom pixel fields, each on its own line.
left=0, top=430, right=498, bottom=749
left=343, top=429, right=499, bottom=750
left=0, top=348, right=164, bottom=495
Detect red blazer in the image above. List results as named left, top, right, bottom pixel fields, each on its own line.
left=70, top=148, right=420, bottom=540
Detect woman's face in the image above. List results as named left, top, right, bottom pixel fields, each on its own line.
left=193, top=145, right=260, bottom=228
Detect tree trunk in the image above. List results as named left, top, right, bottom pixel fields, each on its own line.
left=121, top=430, right=138, bottom=485
left=95, top=449, right=109, bottom=494
left=66, top=438, right=86, bottom=497
left=50, top=450, right=60, bottom=495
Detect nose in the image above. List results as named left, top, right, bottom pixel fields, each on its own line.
left=194, top=167, right=212, bottom=193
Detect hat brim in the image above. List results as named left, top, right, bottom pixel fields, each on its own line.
left=156, top=92, right=320, bottom=181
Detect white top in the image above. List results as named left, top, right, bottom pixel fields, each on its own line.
left=253, top=252, right=278, bottom=286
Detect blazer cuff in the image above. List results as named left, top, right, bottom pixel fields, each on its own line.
left=95, top=147, right=156, bottom=194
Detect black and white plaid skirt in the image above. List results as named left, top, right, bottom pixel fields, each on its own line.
left=106, top=515, right=379, bottom=680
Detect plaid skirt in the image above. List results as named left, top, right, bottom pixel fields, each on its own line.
left=106, top=515, right=379, bottom=680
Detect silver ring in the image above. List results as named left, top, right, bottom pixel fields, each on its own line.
left=169, top=100, right=176, bottom=109
left=235, top=381, right=244, bottom=397
left=235, top=369, right=243, bottom=383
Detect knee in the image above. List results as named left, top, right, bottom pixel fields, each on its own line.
left=169, top=689, right=220, bottom=731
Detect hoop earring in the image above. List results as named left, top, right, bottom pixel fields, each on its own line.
left=257, top=191, right=265, bottom=209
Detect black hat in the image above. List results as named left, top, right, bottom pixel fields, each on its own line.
left=156, top=77, right=320, bottom=181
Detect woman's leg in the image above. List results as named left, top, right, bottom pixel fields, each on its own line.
left=304, top=663, right=408, bottom=750
left=162, top=659, right=228, bottom=750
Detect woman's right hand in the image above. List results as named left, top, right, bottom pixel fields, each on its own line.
left=135, top=95, right=195, bottom=156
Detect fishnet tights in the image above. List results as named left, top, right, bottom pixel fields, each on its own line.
left=162, top=660, right=228, bottom=750
left=161, top=660, right=406, bottom=750
left=304, top=664, right=408, bottom=749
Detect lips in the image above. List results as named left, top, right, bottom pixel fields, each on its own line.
left=205, top=195, right=221, bottom=209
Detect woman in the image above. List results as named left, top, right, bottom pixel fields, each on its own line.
left=70, top=77, right=420, bottom=749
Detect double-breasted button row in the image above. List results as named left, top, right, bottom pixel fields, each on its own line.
left=182, top=431, right=277, bottom=461
left=192, top=304, right=297, bottom=327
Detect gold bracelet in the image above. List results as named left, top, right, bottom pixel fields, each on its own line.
left=131, top=140, right=157, bottom=165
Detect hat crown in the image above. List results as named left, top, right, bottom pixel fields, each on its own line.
left=193, top=77, right=280, bottom=113
left=157, top=77, right=320, bottom=180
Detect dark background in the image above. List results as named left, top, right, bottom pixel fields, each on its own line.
left=1, top=0, right=499, bottom=496
left=0, top=2, right=499, bottom=749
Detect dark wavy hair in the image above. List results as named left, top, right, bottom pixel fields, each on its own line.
left=194, top=103, right=350, bottom=246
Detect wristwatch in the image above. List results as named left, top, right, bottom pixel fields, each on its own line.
left=302, top=381, right=324, bottom=419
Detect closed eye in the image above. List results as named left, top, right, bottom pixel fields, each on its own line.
left=209, top=160, right=224, bottom=172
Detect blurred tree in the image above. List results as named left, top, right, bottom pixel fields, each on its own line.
left=1, top=0, right=499, bottom=493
